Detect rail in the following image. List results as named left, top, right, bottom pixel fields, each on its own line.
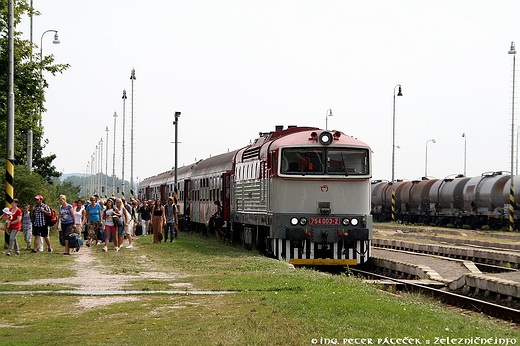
left=350, top=268, right=520, bottom=324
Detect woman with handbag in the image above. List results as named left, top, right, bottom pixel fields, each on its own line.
left=102, top=198, right=120, bottom=252
left=74, top=199, right=86, bottom=241
left=59, top=195, right=76, bottom=255
left=115, top=198, right=130, bottom=249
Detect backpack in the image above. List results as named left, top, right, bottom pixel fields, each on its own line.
left=45, top=207, right=57, bottom=227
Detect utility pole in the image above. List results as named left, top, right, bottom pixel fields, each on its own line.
left=5, top=0, right=15, bottom=207
left=130, top=68, right=136, bottom=197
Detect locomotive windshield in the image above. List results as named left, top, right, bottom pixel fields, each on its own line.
left=281, top=148, right=369, bottom=176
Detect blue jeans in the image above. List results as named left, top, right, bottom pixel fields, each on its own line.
left=164, top=223, right=175, bottom=241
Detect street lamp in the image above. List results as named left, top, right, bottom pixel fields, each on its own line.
left=39, top=30, right=60, bottom=99
left=99, top=138, right=103, bottom=195
left=173, top=112, right=181, bottom=192
left=325, top=109, right=333, bottom=130
left=173, top=111, right=181, bottom=195
left=391, top=84, right=403, bottom=222
left=28, top=29, right=60, bottom=171
left=105, top=126, right=109, bottom=196
left=425, top=139, right=436, bottom=178
left=391, top=85, right=403, bottom=183
left=509, top=41, right=517, bottom=232
left=462, top=133, right=467, bottom=176
left=112, top=111, right=117, bottom=197
left=130, top=69, right=136, bottom=197
left=121, top=89, right=127, bottom=198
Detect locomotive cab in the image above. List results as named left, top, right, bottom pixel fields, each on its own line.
left=233, top=127, right=373, bottom=266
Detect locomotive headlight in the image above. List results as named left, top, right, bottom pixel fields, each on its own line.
left=351, top=218, right=359, bottom=226
left=342, top=218, right=350, bottom=226
left=290, top=217, right=299, bottom=226
left=299, top=217, right=307, bottom=226
left=319, top=132, right=333, bottom=145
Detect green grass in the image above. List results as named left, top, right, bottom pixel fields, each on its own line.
left=0, top=231, right=518, bottom=345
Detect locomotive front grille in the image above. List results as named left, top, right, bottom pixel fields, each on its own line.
left=271, top=238, right=371, bottom=266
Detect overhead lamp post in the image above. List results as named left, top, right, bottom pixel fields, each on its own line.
left=28, top=29, right=60, bottom=171
left=391, top=85, right=403, bottom=184
left=105, top=126, right=109, bottom=196
left=425, top=139, right=436, bottom=178
left=325, top=109, right=333, bottom=130
left=509, top=41, right=517, bottom=232
left=112, top=111, right=117, bottom=197
left=130, top=69, right=136, bottom=197
left=173, top=111, right=181, bottom=194
left=121, top=89, right=127, bottom=198
left=391, top=84, right=403, bottom=221
left=99, top=138, right=103, bottom=195
left=38, top=29, right=59, bottom=128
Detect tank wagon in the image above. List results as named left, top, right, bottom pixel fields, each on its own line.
left=139, top=125, right=373, bottom=266
left=371, top=171, right=520, bottom=229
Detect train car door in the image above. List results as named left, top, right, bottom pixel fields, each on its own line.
left=222, top=172, right=232, bottom=221
left=182, top=179, right=191, bottom=231
left=160, top=184, right=167, bottom=202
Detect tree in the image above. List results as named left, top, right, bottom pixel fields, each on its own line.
left=0, top=1, right=69, bottom=184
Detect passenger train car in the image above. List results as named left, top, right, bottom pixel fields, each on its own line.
left=371, top=171, right=520, bottom=229
left=139, top=125, right=373, bottom=266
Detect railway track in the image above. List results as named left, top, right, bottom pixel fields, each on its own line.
left=350, top=268, right=520, bottom=324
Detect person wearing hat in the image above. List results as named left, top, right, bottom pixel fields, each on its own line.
left=6, top=199, right=22, bottom=256
left=31, top=195, right=53, bottom=253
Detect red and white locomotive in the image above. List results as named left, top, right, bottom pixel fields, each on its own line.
left=139, top=125, right=373, bottom=265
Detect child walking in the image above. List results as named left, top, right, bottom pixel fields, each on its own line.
left=22, top=204, right=32, bottom=250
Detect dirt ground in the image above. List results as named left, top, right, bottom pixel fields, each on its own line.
left=5, top=244, right=191, bottom=309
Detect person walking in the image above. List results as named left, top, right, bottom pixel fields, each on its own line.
left=115, top=198, right=130, bottom=249
left=21, top=204, right=32, bottom=250
left=59, top=195, right=75, bottom=255
left=85, top=196, right=103, bottom=247
left=210, top=200, right=225, bottom=240
left=123, top=199, right=135, bottom=249
left=6, top=199, right=22, bottom=256
left=74, top=199, right=86, bottom=239
left=151, top=199, right=165, bottom=243
left=138, top=201, right=151, bottom=236
left=31, top=195, right=52, bottom=253
left=163, top=197, right=178, bottom=242
left=103, top=198, right=120, bottom=252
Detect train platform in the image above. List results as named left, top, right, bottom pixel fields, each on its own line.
left=370, top=248, right=520, bottom=300
left=373, top=238, right=520, bottom=268
left=370, top=248, right=480, bottom=283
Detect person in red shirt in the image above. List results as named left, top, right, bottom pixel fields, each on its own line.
left=6, top=199, right=22, bottom=256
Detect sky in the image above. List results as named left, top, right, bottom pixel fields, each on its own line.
left=16, top=0, right=520, bottom=188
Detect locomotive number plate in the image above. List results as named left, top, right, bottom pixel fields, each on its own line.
left=309, top=217, right=340, bottom=225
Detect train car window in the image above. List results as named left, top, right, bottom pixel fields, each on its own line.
left=281, top=148, right=324, bottom=174
left=326, top=149, right=369, bottom=175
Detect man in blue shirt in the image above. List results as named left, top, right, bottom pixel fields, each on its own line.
left=85, top=196, right=103, bottom=247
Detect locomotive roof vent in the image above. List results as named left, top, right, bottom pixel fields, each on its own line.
left=275, top=125, right=284, bottom=132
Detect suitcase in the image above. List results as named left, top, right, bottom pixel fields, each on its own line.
left=135, top=224, right=143, bottom=236
left=69, top=233, right=83, bottom=248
